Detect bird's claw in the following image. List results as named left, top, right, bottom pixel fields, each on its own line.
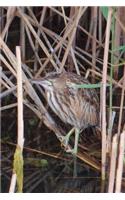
left=60, top=135, right=78, bottom=155
left=66, top=148, right=77, bottom=155
left=60, top=135, right=69, bottom=146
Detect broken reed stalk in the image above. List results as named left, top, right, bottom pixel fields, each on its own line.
left=9, top=46, right=24, bottom=193
left=115, top=126, right=125, bottom=192
left=108, top=134, right=118, bottom=192
left=16, top=46, right=24, bottom=149
left=101, top=8, right=113, bottom=180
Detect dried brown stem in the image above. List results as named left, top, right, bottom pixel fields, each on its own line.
left=117, top=65, right=125, bottom=139
left=108, top=134, right=118, bottom=192
left=115, top=126, right=125, bottom=192
left=101, top=8, right=113, bottom=180
left=9, top=46, right=24, bottom=193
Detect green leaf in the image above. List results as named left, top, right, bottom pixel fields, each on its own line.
left=100, top=7, right=116, bottom=33
left=13, top=146, right=23, bottom=193
left=67, top=82, right=110, bottom=89
left=100, top=7, right=109, bottom=20
left=111, top=45, right=125, bottom=52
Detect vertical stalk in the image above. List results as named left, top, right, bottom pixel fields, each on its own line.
left=115, top=126, right=125, bottom=192
left=0, top=67, right=2, bottom=171
left=108, top=134, right=118, bottom=192
left=92, top=7, right=97, bottom=82
left=20, top=7, right=25, bottom=62
left=117, top=65, right=125, bottom=138
left=9, top=47, right=24, bottom=192
left=0, top=8, right=4, bottom=66
left=107, top=7, right=116, bottom=151
left=101, top=7, right=112, bottom=180
left=16, top=47, right=24, bottom=148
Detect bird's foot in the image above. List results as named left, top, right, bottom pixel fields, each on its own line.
left=60, top=136, right=76, bottom=154
left=60, top=128, right=78, bottom=155
left=60, top=135, right=70, bottom=151
left=62, top=128, right=75, bottom=148
left=66, top=147, right=77, bottom=155
left=62, top=135, right=70, bottom=147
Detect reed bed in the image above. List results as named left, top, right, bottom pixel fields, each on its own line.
left=0, top=6, right=125, bottom=193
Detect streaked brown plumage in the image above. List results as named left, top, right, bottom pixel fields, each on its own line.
left=32, top=72, right=99, bottom=154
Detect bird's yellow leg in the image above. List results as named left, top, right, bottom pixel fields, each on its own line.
left=73, top=128, right=80, bottom=177
left=63, top=127, right=75, bottom=148
left=73, top=128, right=80, bottom=155
left=62, top=128, right=80, bottom=177
left=65, top=128, right=80, bottom=155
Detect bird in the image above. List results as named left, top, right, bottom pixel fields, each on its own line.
left=32, top=71, right=99, bottom=155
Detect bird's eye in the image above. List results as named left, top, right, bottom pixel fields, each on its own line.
left=66, top=79, right=71, bottom=85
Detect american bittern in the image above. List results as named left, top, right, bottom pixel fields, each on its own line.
left=32, top=72, right=99, bottom=155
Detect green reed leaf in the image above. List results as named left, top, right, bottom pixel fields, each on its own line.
left=111, top=45, right=125, bottom=53
left=67, top=82, right=110, bottom=89
left=100, top=7, right=109, bottom=20
left=100, top=7, right=116, bottom=33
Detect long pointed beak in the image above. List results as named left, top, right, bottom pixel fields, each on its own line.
left=30, top=79, right=50, bottom=89
left=30, top=78, right=47, bottom=85
left=30, top=79, right=42, bottom=85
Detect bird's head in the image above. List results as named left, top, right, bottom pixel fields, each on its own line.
left=31, top=78, right=53, bottom=91
left=31, top=72, right=85, bottom=92
left=31, top=72, right=67, bottom=91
